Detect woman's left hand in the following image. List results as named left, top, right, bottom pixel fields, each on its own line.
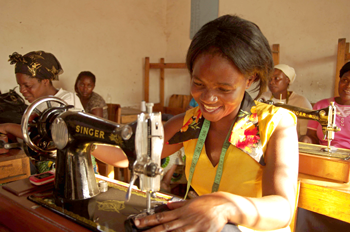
left=134, top=193, right=233, bottom=232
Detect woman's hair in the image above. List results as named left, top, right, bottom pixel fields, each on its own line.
left=186, top=15, right=273, bottom=98
left=74, top=71, right=96, bottom=93
left=8, top=51, right=63, bottom=83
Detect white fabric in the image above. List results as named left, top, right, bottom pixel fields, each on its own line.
left=55, top=88, right=83, bottom=111
left=37, top=88, right=83, bottom=112
left=274, top=64, right=296, bottom=84
left=259, top=91, right=312, bottom=136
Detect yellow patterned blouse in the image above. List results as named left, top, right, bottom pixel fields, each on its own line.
left=180, top=101, right=296, bottom=232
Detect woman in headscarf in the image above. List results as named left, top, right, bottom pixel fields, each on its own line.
left=259, top=64, right=312, bottom=137
left=0, top=50, right=84, bottom=173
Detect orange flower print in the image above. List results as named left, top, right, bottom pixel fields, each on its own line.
left=249, top=106, right=258, bottom=121
left=180, top=109, right=202, bottom=132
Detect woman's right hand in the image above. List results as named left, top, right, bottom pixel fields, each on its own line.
left=299, top=129, right=319, bottom=144
left=0, top=123, right=23, bottom=139
left=0, top=123, right=9, bottom=135
left=299, top=135, right=312, bottom=143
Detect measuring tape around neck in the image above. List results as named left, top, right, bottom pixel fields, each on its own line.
left=184, top=118, right=236, bottom=199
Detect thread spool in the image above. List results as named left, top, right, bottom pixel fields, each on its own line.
left=141, top=101, right=146, bottom=112
left=98, top=180, right=108, bottom=193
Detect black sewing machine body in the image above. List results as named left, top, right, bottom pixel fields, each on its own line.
left=21, top=97, right=137, bottom=201
left=20, top=96, right=170, bottom=231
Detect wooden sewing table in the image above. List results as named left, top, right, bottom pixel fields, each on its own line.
left=1, top=150, right=350, bottom=230
left=0, top=148, right=30, bottom=184
left=298, top=174, right=350, bottom=223
left=0, top=174, right=173, bottom=231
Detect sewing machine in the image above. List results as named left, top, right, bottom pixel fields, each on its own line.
left=260, top=99, right=342, bottom=153
left=19, top=96, right=166, bottom=231
left=260, top=99, right=350, bottom=182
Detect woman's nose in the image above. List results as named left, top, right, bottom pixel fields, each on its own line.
left=201, top=90, right=218, bottom=103
left=19, top=86, right=26, bottom=93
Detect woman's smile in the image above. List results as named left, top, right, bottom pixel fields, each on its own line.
left=190, top=53, right=254, bottom=123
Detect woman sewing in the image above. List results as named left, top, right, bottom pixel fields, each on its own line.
left=131, top=15, right=299, bottom=232
left=0, top=51, right=84, bottom=173
left=296, top=62, right=350, bottom=232
left=259, top=64, right=312, bottom=137
left=300, top=61, right=350, bottom=149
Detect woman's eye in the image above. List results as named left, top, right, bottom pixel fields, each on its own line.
left=193, top=82, right=203, bottom=87
left=219, top=88, right=231, bottom=93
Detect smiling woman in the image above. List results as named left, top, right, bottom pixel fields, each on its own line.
left=132, top=15, right=299, bottom=232
left=0, top=51, right=84, bottom=174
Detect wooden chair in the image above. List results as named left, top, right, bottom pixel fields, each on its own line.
left=96, top=103, right=130, bottom=182
left=164, top=94, right=191, bottom=115
left=144, top=57, right=190, bottom=114
left=334, top=38, right=350, bottom=97
left=271, top=44, right=280, bottom=65
left=107, top=103, right=121, bottom=123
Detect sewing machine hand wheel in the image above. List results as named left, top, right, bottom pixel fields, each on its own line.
left=21, top=96, right=69, bottom=156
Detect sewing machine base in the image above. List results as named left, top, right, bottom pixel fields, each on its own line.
left=299, top=142, right=350, bottom=182
left=28, top=180, right=172, bottom=232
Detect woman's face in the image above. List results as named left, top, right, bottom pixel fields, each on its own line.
left=16, top=73, right=49, bottom=103
left=190, top=54, right=253, bottom=122
left=77, top=76, right=95, bottom=99
left=338, top=71, right=350, bottom=104
left=268, top=69, right=290, bottom=96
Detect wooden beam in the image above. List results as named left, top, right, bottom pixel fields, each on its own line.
left=144, top=57, right=150, bottom=102
left=160, top=58, right=165, bottom=108
left=271, top=44, right=280, bottom=65
left=149, top=63, right=186, bottom=69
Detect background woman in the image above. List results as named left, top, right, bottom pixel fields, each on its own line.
left=297, top=62, right=350, bottom=232
left=74, top=71, right=108, bottom=119
left=0, top=50, right=84, bottom=173
left=259, top=64, right=312, bottom=137
left=300, top=61, right=350, bottom=149
left=129, top=15, right=299, bottom=232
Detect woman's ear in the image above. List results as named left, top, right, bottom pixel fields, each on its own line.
left=42, top=79, right=50, bottom=86
left=245, top=75, right=256, bottom=89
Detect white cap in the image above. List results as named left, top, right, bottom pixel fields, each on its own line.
left=274, top=64, right=296, bottom=84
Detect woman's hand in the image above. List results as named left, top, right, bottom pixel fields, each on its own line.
left=134, top=193, right=234, bottom=232
left=0, top=124, right=8, bottom=135
left=0, top=123, right=23, bottom=139
left=299, top=129, right=319, bottom=144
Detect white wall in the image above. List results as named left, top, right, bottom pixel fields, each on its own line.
left=1, top=0, right=350, bottom=108
left=0, top=0, right=169, bottom=108
left=218, top=0, right=350, bottom=102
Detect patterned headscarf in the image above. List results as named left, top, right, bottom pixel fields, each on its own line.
left=8, top=51, right=63, bottom=80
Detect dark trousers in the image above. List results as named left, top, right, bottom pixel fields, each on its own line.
left=296, top=208, right=350, bottom=232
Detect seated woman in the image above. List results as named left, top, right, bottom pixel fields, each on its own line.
left=300, top=61, right=350, bottom=149
left=259, top=64, right=312, bottom=137
left=74, top=71, right=108, bottom=119
left=95, top=15, right=299, bottom=231
left=0, top=51, right=84, bottom=173
left=297, top=62, right=350, bottom=232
